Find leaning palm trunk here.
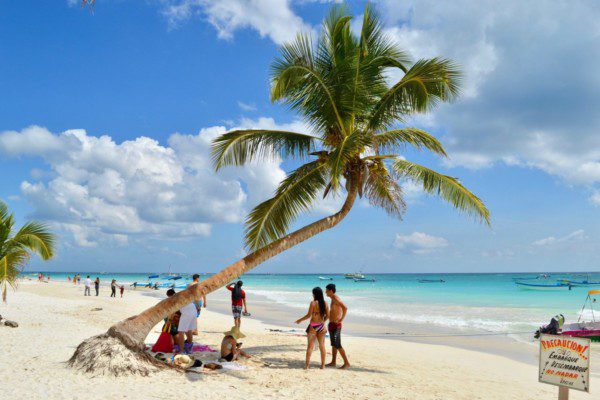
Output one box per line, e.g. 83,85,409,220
68,186,357,375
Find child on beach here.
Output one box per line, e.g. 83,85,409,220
295,287,329,369
325,283,350,369
226,281,247,328
120,285,124,298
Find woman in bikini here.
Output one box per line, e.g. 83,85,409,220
295,287,330,369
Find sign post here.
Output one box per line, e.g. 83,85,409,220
539,334,591,399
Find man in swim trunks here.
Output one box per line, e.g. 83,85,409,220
325,283,350,369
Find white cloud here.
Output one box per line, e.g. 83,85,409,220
0,119,342,247
160,0,312,44
532,229,586,247
393,232,449,255
238,101,257,112
378,0,600,197
590,191,600,206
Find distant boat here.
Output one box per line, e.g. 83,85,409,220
148,274,159,279
318,276,333,280
345,272,364,279
515,281,571,290
561,274,600,287
354,278,375,282
418,279,445,283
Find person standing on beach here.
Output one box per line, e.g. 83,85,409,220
188,274,206,335
84,276,92,296
110,279,117,298
325,283,350,369
119,285,124,298
94,277,100,296
295,287,329,370
226,281,247,328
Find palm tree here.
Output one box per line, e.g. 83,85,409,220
0,200,56,302
69,4,489,375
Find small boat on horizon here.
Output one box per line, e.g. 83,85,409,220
345,272,364,279
354,277,376,282
318,276,333,280
418,279,445,283
515,281,571,290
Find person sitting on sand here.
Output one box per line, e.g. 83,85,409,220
220,326,250,362
226,280,247,328
295,287,329,370
163,289,180,348
325,283,350,369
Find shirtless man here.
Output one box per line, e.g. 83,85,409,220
325,283,350,369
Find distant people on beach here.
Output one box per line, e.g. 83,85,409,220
120,285,124,298
220,326,250,362
226,281,247,328
84,276,92,296
68,276,71,283
295,287,329,370
110,279,117,297
76,274,81,285
94,277,100,296
325,284,350,369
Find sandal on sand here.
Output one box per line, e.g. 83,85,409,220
204,363,223,370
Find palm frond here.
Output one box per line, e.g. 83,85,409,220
326,130,369,189
373,128,447,156
9,222,56,259
364,163,406,218
393,159,490,224
369,58,462,130
211,129,319,171
271,33,348,137
0,200,10,224
245,161,328,251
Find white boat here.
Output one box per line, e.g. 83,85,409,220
318,276,333,280
345,272,364,279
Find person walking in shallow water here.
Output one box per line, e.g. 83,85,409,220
325,283,350,369
295,287,329,370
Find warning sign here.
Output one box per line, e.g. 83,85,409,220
539,334,591,392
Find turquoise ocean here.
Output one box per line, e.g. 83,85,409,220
30,271,600,337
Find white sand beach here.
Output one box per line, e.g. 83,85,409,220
0,281,595,400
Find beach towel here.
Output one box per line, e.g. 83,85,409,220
152,332,173,353
191,344,217,353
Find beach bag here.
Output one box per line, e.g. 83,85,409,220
152,331,173,353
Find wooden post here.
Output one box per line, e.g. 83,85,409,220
558,387,569,400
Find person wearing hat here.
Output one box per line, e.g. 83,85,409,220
220,326,251,362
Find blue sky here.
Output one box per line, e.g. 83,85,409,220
1,0,599,274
